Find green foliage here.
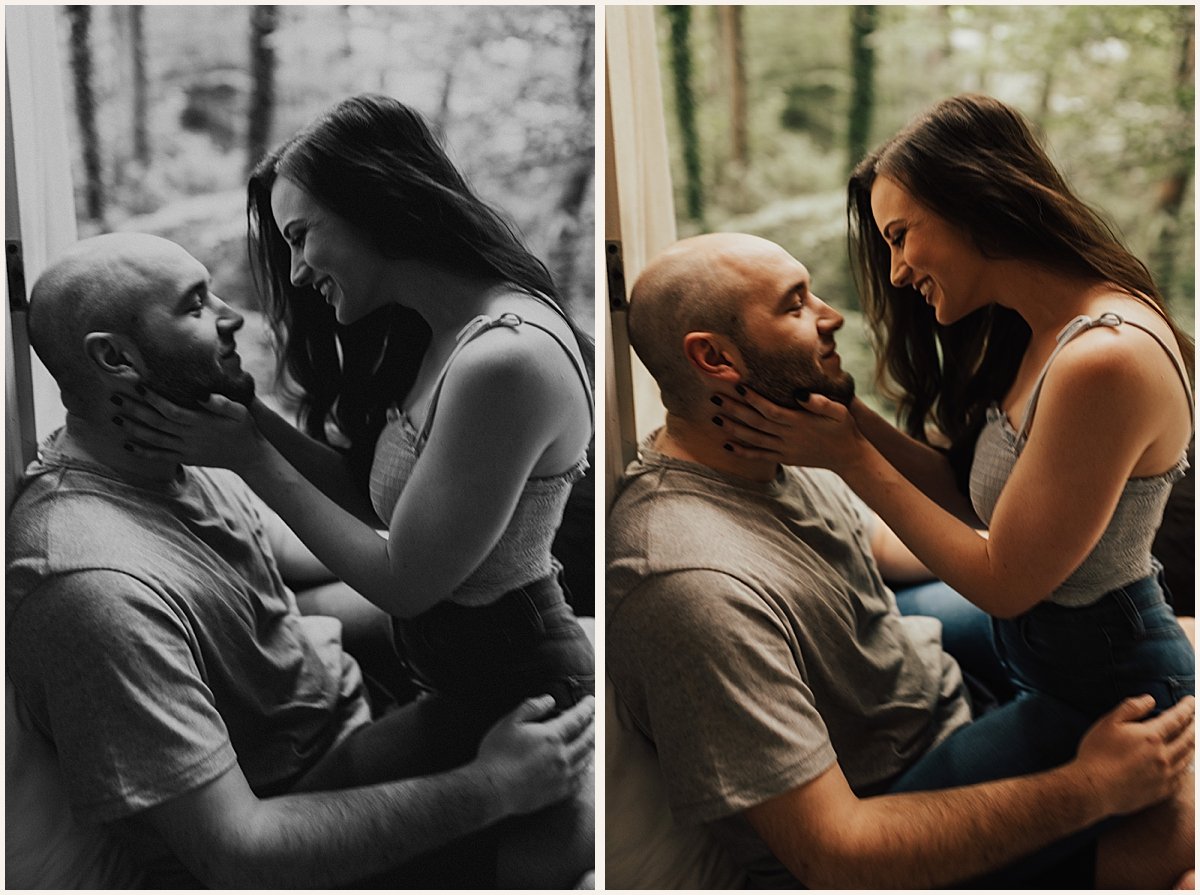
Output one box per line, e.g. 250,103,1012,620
664,6,704,222
656,3,1196,402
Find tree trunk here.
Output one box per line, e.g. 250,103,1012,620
131,5,149,166
547,8,595,312
1149,4,1194,299
665,6,703,223
245,5,279,176
66,6,104,223
847,5,877,173
717,6,748,168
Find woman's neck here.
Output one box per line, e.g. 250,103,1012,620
991,261,1115,338
383,259,507,336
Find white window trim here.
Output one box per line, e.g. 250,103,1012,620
5,6,77,507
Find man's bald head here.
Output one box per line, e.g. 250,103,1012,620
29,234,199,399
28,232,255,412
628,233,798,413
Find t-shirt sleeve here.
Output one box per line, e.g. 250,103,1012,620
7,569,238,824
609,568,837,826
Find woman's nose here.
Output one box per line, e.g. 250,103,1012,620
889,250,911,288
289,247,311,287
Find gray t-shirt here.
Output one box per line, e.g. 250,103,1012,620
606,435,971,885
6,433,371,879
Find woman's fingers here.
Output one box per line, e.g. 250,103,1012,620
713,411,780,451
796,392,846,421
721,439,782,461
200,394,246,419
114,411,183,451
122,435,183,461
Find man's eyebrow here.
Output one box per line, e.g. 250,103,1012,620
174,277,209,310
778,276,809,308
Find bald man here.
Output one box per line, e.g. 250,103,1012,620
7,233,595,888
606,233,1194,888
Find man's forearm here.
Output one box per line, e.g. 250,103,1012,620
806,764,1103,888
202,764,507,888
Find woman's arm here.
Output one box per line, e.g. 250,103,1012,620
849,398,980,524
249,399,382,526
228,334,573,617
716,339,1160,617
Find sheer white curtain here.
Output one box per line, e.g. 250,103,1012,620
5,5,77,504
603,5,676,505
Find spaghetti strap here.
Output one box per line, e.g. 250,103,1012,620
1015,312,1194,443
1120,318,1195,427
415,312,593,450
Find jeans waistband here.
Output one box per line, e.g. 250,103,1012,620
1023,564,1170,628
397,574,568,637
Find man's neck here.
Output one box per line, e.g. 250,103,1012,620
57,413,181,485
656,413,780,483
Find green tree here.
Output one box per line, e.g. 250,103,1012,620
847,5,877,172
665,6,704,222
1149,4,1195,303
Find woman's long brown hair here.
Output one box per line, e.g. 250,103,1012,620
848,94,1194,488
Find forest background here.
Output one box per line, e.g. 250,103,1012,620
655,4,1195,408
56,5,595,409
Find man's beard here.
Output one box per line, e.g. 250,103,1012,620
138,343,256,408
736,339,855,407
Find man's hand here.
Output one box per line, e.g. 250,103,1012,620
1074,694,1194,817
475,694,595,817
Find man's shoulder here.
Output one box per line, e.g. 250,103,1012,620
7,462,252,612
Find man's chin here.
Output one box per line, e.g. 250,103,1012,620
755,374,855,409
148,374,255,409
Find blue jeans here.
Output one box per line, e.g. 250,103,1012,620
887,691,1101,888
993,565,1195,720
891,582,1103,886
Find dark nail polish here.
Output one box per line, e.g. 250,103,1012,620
723,442,733,452
110,395,123,406
735,384,746,396
710,395,723,406
112,415,123,427
712,416,723,427
135,384,146,396
793,388,810,404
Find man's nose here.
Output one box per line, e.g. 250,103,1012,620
813,295,844,331
212,295,244,332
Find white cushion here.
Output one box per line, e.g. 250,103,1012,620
605,675,747,889
5,676,144,887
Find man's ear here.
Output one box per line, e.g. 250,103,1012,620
682,331,744,385
83,332,144,387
